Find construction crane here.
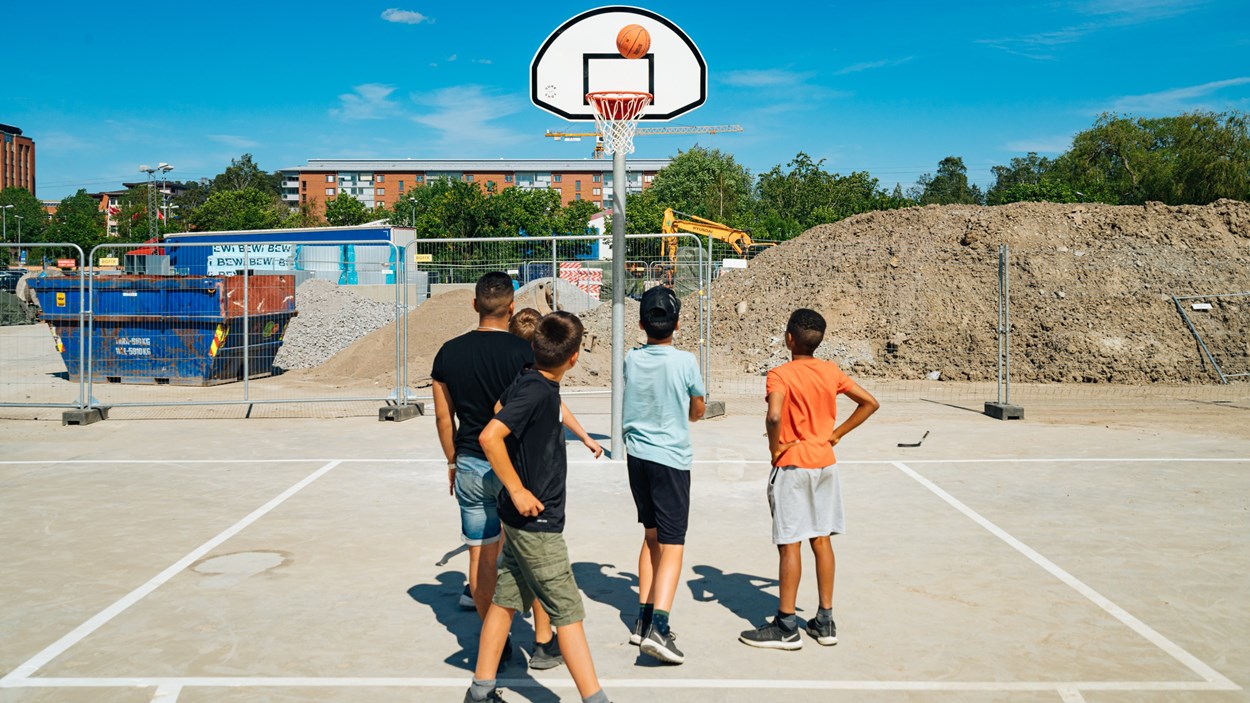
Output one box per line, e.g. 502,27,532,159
545,125,743,159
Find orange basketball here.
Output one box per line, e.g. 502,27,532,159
617,24,651,60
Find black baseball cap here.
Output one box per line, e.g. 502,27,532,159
640,285,680,323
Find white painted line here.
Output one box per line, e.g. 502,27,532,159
151,683,181,702
1058,687,1086,702
0,676,1238,691
0,460,343,685
893,461,1240,691
2,457,1248,466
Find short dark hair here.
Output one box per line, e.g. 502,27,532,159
533,311,584,369
787,308,826,355
508,307,542,341
475,272,514,316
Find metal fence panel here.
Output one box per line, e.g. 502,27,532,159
0,244,87,409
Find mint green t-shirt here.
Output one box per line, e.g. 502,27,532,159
623,345,706,470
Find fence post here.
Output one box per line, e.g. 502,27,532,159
380,240,422,421
551,236,559,311
985,243,1023,420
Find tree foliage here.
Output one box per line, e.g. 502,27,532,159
0,186,48,265
756,153,911,240
211,154,281,195
912,156,984,205
324,193,371,226
45,190,106,259
646,145,754,227
189,188,285,232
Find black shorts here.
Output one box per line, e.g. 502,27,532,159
627,455,691,545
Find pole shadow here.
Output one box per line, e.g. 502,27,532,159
686,564,784,626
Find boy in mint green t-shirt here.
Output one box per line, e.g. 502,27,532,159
622,285,706,665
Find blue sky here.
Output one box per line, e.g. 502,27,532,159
7,0,1249,201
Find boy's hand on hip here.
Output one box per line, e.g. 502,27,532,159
583,438,604,459
511,489,545,517
447,467,456,496
770,440,799,464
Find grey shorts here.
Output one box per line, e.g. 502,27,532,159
492,524,586,627
768,464,844,545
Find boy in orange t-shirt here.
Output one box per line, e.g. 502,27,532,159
739,308,879,651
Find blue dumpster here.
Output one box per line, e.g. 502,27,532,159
30,275,297,386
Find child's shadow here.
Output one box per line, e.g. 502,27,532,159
687,564,786,626
407,572,558,703
571,562,638,630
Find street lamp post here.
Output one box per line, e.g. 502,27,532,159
157,163,174,233
14,214,23,265
1,204,12,259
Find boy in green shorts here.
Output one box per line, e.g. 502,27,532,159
466,312,611,703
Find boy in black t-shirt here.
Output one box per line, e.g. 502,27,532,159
466,312,612,703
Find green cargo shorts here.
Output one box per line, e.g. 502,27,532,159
492,524,586,627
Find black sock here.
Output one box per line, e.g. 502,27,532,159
639,603,654,625
776,611,797,631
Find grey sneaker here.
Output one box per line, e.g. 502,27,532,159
458,584,476,610
738,618,802,650
528,634,565,670
463,688,507,702
639,626,685,664
629,618,646,646
805,617,838,646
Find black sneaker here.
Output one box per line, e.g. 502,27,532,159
805,617,838,646
639,626,685,664
498,636,513,672
463,688,507,702
629,618,646,646
738,618,802,650
458,584,476,610
528,634,565,670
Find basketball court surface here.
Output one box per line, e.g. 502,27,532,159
2,396,1247,702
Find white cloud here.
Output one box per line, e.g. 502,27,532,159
721,69,812,88
447,54,458,62
979,0,1201,60
1108,77,1250,113
474,59,493,65
381,8,430,25
410,85,525,149
330,84,400,120
208,134,260,149
1004,135,1073,153
834,57,914,75
1077,0,1197,22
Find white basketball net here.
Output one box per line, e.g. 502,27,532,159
586,91,652,155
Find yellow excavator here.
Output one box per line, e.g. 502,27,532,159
660,208,775,263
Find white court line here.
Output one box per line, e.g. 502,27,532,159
0,460,343,685
151,683,181,702
2,457,1249,466
893,461,1239,691
1,676,1238,691
1059,687,1087,702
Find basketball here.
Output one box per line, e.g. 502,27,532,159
617,24,651,60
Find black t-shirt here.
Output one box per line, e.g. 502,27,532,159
495,369,567,533
431,330,534,459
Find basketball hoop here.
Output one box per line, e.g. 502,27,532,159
586,91,652,155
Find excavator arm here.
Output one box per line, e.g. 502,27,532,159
661,208,754,259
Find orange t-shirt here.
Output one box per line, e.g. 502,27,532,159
766,358,853,468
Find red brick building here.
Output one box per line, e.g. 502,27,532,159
279,158,669,219
1,123,36,195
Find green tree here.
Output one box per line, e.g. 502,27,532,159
189,188,285,232
482,186,563,237
0,186,49,265
912,156,984,205
324,194,371,226
756,153,910,239
45,190,106,260
211,154,281,194
169,179,211,231
646,145,754,226
395,177,489,239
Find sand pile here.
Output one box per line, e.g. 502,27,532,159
710,200,1250,383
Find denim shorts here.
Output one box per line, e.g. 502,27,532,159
454,454,503,546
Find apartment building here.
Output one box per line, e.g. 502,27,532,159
1,123,36,195
279,158,670,218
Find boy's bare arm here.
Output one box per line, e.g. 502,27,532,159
765,390,797,464
432,381,457,496
689,395,706,423
829,380,880,445
560,401,603,458
479,418,544,516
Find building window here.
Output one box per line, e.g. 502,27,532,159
575,193,581,200
377,174,385,183
592,188,601,196
487,181,496,190
399,181,405,192
325,175,334,183
377,188,385,196
553,174,562,183
463,174,474,182
505,174,514,183
575,181,581,191
326,188,335,196
416,174,425,183
593,174,602,182
644,174,654,182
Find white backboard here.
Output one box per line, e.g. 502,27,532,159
531,6,706,122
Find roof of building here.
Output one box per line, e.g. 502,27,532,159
281,158,671,173
0,123,23,136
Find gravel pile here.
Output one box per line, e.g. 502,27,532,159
273,280,400,371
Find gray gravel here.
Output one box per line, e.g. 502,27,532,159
273,280,401,371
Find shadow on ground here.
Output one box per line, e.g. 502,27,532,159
687,564,784,626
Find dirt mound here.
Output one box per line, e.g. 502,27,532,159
710,200,1250,384
563,296,702,386
294,289,477,387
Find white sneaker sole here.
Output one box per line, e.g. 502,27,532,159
811,635,838,646
640,639,685,664
738,635,802,650
629,634,642,646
